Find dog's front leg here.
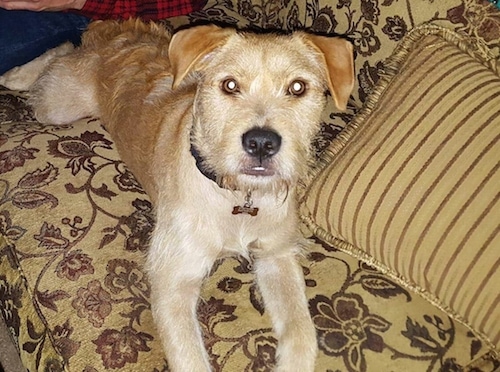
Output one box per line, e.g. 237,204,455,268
254,252,317,372
148,230,216,372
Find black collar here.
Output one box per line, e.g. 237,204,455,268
190,144,220,185
190,144,258,216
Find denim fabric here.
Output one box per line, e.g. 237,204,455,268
0,9,90,74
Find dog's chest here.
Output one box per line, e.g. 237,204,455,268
220,214,268,256
191,187,293,257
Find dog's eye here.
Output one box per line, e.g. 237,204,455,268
221,78,240,94
288,80,307,96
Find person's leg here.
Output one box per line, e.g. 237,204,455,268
0,9,90,74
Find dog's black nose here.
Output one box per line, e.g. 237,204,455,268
242,128,282,159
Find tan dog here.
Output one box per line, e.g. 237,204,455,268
5,19,354,371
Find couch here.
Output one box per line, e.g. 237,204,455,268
0,0,499,371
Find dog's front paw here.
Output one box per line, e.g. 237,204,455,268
275,322,318,372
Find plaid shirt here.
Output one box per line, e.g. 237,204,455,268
78,0,206,20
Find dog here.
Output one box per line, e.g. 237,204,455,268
1,19,354,371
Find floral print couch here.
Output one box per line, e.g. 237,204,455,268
0,0,499,371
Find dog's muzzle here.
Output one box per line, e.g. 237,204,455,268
242,127,281,176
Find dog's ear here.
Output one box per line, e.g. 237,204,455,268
303,34,354,111
169,25,235,89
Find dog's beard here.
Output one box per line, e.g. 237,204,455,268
191,130,310,197
191,143,293,195
209,148,311,198
218,173,293,195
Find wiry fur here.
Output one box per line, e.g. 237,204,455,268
1,19,354,371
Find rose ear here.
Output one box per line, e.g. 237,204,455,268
168,24,236,89
303,34,355,110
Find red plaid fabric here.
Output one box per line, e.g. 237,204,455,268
78,0,206,21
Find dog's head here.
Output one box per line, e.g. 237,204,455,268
169,25,354,193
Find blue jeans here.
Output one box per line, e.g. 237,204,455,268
489,0,500,9
0,9,90,75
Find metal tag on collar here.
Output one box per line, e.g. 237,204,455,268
232,190,259,216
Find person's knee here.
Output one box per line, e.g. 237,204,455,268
0,9,89,74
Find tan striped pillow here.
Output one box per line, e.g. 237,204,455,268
300,24,500,350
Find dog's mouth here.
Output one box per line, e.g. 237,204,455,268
241,158,276,177
244,166,275,176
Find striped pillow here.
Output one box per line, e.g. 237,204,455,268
300,24,500,350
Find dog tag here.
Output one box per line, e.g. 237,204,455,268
232,205,259,216
233,191,259,216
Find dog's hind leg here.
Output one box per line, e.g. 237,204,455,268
0,43,74,91
28,49,100,125
254,252,318,372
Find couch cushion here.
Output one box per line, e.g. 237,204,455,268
300,23,500,352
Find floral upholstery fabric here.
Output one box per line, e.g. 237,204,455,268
0,0,499,371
